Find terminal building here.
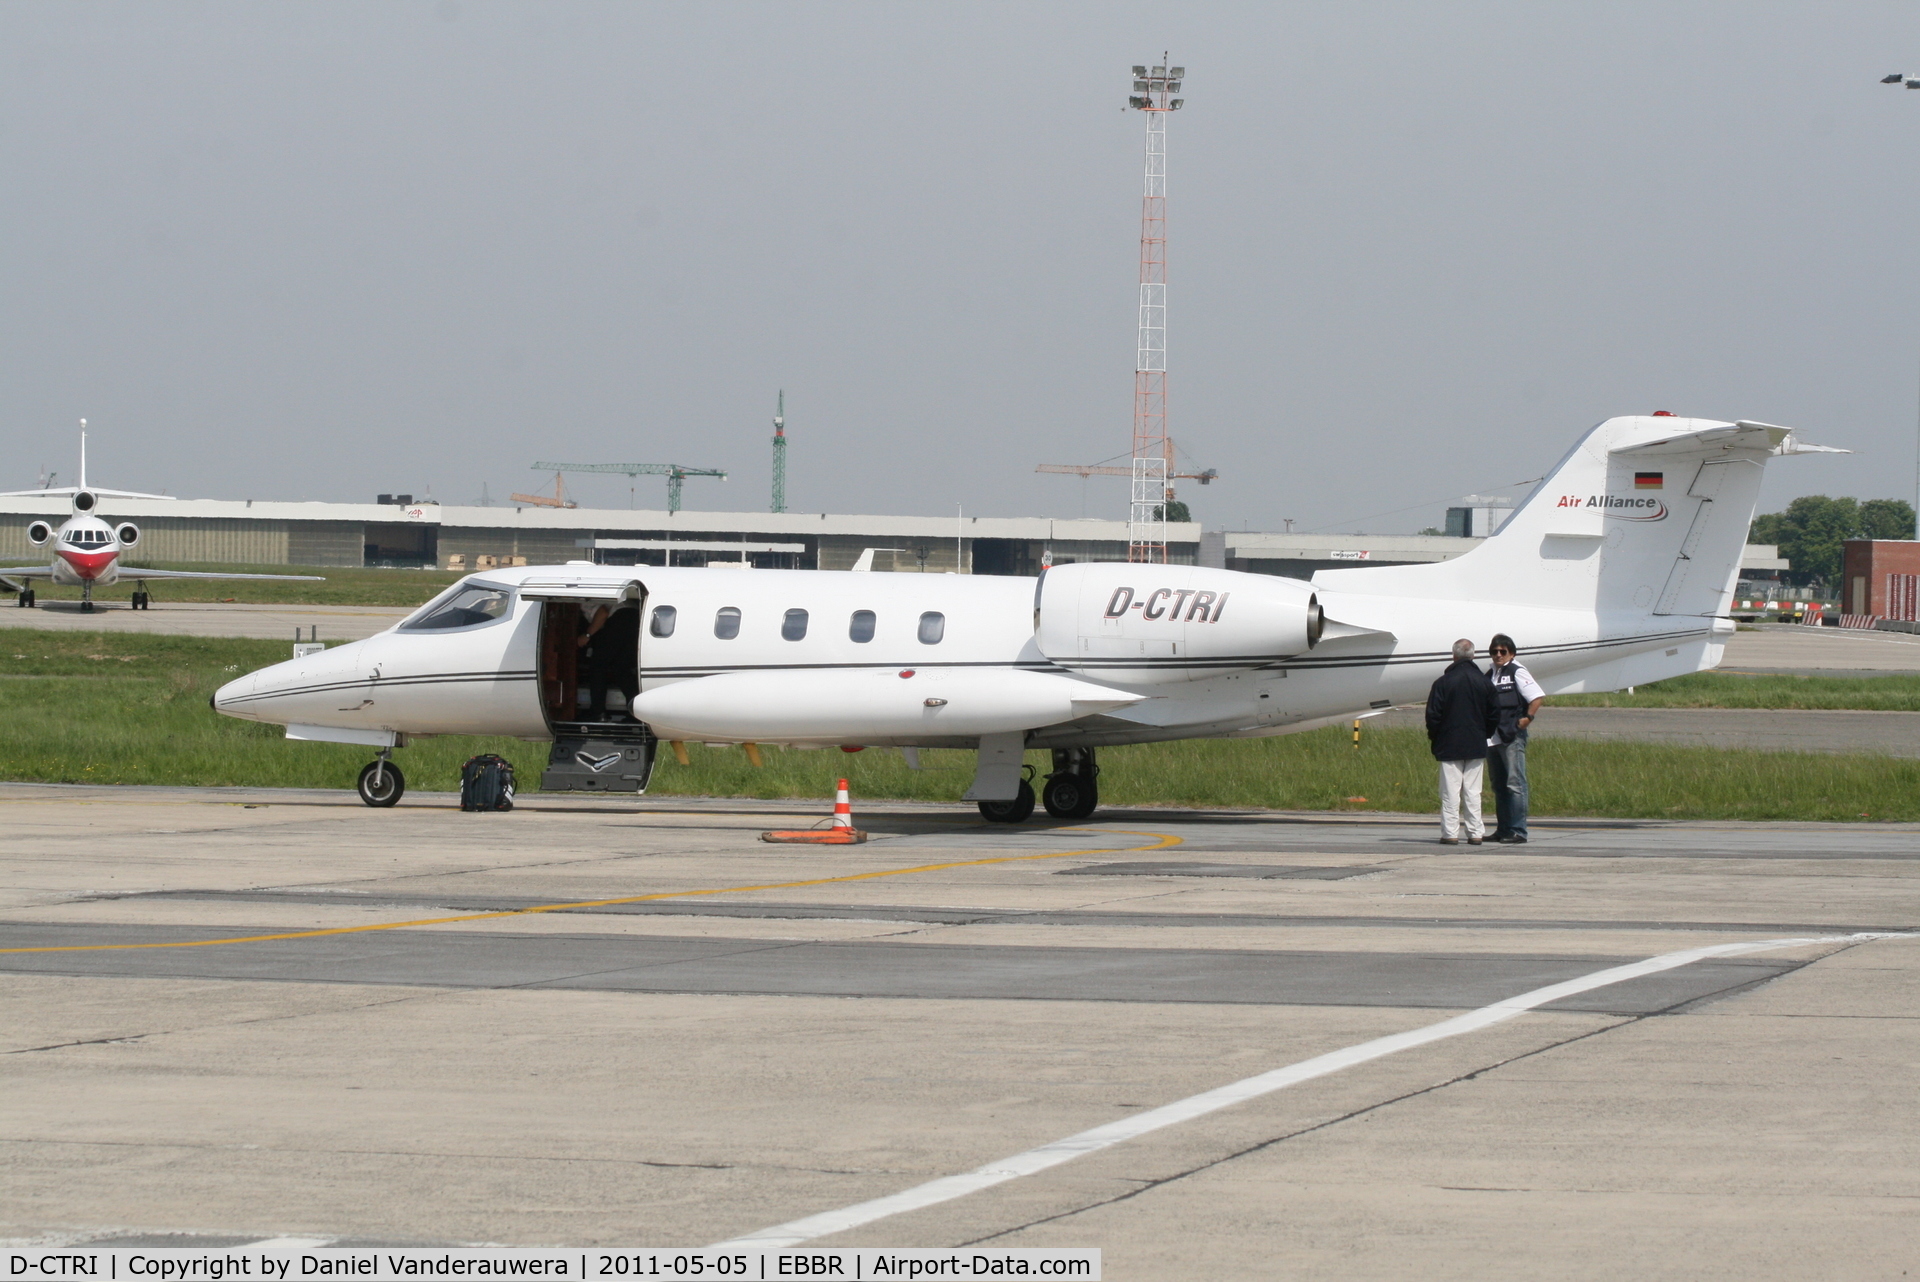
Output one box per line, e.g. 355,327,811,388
0,494,1206,575
0,492,1797,592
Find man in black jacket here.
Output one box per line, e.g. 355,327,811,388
1425,638,1499,845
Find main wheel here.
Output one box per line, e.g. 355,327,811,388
131,591,149,610
977,779,1035,824
1043,772,1099,820
356,760,405,807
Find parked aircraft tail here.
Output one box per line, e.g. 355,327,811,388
1314,415,1845,619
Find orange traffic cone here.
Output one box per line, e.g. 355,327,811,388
762,777,869,844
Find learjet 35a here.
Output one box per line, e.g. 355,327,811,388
215,415,1838,816
2,427,322,609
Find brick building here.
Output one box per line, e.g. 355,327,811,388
1841,540,1920,620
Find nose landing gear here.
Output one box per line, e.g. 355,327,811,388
356,749,405,807
80,581,95,613
1042,747,1100,820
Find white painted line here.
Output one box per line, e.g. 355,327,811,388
714,932,1911,1249
240,1238,335,1250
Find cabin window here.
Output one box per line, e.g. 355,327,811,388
782,608,810,641
401,584,515,631
918,611,945,644
849,609,876,643
714,606,741,640
649,605,677,638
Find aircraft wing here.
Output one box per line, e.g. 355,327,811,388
0,565,58,578
119,568,325,581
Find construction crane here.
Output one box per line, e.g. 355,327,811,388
1036,453,1217,518
1036,462,1218,486
509,473,578,509
771,390,787,514
527,461,727,514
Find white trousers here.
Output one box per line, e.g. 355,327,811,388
1438,758,1485,840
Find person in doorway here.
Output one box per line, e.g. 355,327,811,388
1425,638,1499,845
577,603,613,719
1486,633,1545,844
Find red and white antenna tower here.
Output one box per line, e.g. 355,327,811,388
1126,57,1185,563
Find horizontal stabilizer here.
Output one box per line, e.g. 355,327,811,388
0,487,174,500
1610,420,1848,458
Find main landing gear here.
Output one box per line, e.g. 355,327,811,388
130,582,151,610
356,749,405,807
14,588,34,608
977,748,1101,824
977,778,1036,824
1042,747,1100,820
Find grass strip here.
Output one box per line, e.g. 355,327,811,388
1550,669,1920,711
1,630,1914,821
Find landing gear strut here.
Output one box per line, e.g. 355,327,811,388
356,749,405,807
80,580,94,613
1042,747,1100,820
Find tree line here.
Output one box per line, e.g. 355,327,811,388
1747,496,1915,590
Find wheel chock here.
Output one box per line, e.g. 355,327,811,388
761,777,868,843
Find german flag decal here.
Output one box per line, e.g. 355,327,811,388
1634,472,1663,490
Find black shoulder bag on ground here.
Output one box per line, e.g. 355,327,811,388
460,754,516,812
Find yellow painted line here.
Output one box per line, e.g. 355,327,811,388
0,829,1182,955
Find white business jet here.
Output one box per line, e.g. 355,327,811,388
1,425,323,610
214,414,1838,815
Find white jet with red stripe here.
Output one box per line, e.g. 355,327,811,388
1,425,322,611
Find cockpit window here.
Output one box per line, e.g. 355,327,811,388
400,582,515,631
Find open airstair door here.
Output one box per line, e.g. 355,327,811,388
1652,458,1765,617
521,574,656,793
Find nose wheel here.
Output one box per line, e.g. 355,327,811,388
357,753,405,807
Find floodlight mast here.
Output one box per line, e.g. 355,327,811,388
1881,71,1920,538
1127,57,1187,563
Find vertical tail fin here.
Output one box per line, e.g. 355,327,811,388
1315,415,1842,619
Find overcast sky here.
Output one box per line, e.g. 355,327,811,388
5,2,1920,534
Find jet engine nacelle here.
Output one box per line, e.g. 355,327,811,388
1035,562,1322,683
26,520,53,546
115,522,139,546
72,490,98,514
